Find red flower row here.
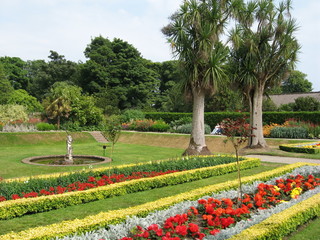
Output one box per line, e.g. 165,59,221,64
0,170,180,202
112,174,320,240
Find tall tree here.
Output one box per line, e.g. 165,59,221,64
162,0,238,155
0,63,14,104
80,37,160,112
42,82,81,129
281,70,312,93
229,0,300,148
0,57,29,90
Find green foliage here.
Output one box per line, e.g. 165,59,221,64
0,157,259,220
293,97,320,111
281,70,313,93
121,109,145,123
176,123,211,134
149,120,170,132
103,115,122,154
263,98,278,112
8,89,43,112
0,104,28,124
0,56,29,90
169,117,192,130
270,127,309,139
80,37,160,110
35,123,56,131
0,64,14,104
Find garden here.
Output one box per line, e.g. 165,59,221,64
0,130,319,240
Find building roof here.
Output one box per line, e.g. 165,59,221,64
269,92,320,107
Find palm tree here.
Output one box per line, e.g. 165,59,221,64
162,0,240,155
228,0,300,148
44,96,71,130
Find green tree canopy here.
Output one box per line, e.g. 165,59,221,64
0,63,14,104
229,0,300,148
0,57,29,90
8,89,43,113
80,36,160,111
281,70,313,93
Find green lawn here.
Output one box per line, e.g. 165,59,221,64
0,132,183,179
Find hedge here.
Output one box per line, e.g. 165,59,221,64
144,111,320,128
229,192,320,240
0,162,315,240
279,142,320,154
0,158,260,220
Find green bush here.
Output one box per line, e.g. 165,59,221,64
270,126,309,139
175,123,211,134
150,120,170,132
169,117,192,130
121,109,145,123
35,122,56,131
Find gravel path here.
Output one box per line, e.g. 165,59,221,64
246,155,320,164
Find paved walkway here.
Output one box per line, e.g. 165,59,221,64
246,155,320,164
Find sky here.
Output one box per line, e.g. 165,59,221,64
0,0,319,91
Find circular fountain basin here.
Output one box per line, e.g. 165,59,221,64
22,155,111,166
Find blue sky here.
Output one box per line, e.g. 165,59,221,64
0,0,319,91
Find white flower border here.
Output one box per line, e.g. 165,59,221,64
58,165,320,240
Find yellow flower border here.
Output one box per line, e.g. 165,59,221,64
279,142,320,154
1,162,318,240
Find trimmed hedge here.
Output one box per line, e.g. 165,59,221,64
279,142,320,154
229,192,320,240
144,112,320,128
0,162,315,240
0,158,260,220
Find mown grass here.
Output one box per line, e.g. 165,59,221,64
0,132,183,179
0,162,283,235
286,217,320,240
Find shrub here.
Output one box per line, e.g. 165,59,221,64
176,123,211,134
35,122,56,131
149,120,170,132
270,126,308,139
169,117,192,130
121,110,145,123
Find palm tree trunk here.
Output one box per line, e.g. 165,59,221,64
183,90,211,156
248,85,268,148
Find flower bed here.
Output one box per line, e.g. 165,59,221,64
114,173,320,239
0,155,247,200
0,158,260,220
0,170,180,202
279,141,320,154
0,162,315,240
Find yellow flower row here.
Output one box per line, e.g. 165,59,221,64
1,162,317,240
229,191,320,239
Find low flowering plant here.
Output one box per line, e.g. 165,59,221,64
112,173,320,240
0,170,179,202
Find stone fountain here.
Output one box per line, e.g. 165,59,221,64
22,134,111,166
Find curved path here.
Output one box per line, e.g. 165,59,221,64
246,154,320,164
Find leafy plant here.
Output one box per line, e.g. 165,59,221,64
176,123,211,134
221,115,254,199
35,122,56,131
121,109,145,123
103,115,122,156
